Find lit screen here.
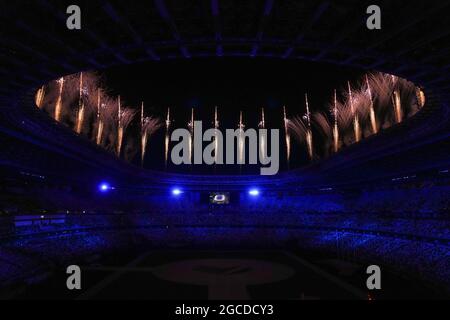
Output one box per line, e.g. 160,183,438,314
209,192,230,205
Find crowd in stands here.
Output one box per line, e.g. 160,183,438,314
0,174,448,293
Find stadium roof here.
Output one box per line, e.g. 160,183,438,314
0,0,449,188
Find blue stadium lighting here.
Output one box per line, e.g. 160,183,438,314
172,188,182,196
248,188,260,196
98,182,111,192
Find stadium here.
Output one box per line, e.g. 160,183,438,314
0,1,449,300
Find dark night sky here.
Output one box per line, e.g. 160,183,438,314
101,57,364,173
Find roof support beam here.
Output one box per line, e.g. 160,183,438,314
38,0,130,64
101,1,159,61
250,0,274,57
211,0,223,56
344,3,450,65
283,1,330,59
154,0,190,58
314,9,365,60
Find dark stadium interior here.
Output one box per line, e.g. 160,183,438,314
0,0,449,300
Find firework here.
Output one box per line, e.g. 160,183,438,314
259,107,266,162
416,87,426,108
75,72,85,134
140,103,162,165
304,95,313,159
188,107,195,164
368,73,392,111
116,96,136,157
38,69,423,168
140,102,145,164
95,89,104,145
347,82,361,143
238,110,245,165
54,77,64,121
98,94,118,150
117,96,122,155
393,90,402,123
283,106,291,165
83,73,99,105
259,107,265,129
165,107,171,169
214,106,219,129
365,75,378,134
288,115,309,159
140,102,144,127
391,75,403,123
35,85,45,109
333,89,339,153
214,106,219,164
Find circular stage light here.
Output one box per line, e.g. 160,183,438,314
172,188,182,196
98,182,111,192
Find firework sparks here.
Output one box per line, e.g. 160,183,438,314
366,75,378,134
214,106,219,164
54,77,64,121
304,95,313,159
116,96,137,157
367,72,393,121
140,103,162,166
117,96,122,156
288,115,310,161
391,75,403,124
75,72,85,134
259,107,266,162
348,82,361,143
214,106,219,129
188,107,195,164
393,90,402,123
95,89,104,145
98,95,117,150
259,107,265,129
141,102,145,164
165,107,171,169
312,112,332,158
416,87,426,108
35,85,45,109
283,106,291,165
238,110,245,165
38,69,423,169
333,89,339,153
